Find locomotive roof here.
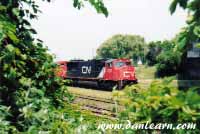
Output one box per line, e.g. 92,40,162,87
57,58,131,63
69,58,129,63
105,59,131,63
105,59,114,63
69,59,108,62
56,61,67,64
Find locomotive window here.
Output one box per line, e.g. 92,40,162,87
115,62,126,67
126,62,131,65
107,63,112,68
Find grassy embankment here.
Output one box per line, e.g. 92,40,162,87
135,65,180,88
135,65,156,80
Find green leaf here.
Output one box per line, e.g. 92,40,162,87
6,44,15,52
15,48,21,56
89,0,108,17
12,8,20,16
195,43,200,48
7,31,19,43
73,0,108,17
177,37,187,50
0,6,7,11
22,19,31,26
73,0,83,9
193,26,200,37
179,0,188,8
27,126,38,134
169,0,178,14
29,29,37,34
0,31,5,42
8,67,17,80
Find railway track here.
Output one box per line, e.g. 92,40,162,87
72,93,124,119
73,93,114,104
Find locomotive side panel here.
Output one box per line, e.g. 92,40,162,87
78,61,95,78
67,62,79,77
94,60,106,77
67,60,105,79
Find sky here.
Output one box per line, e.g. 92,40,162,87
32,0,187,61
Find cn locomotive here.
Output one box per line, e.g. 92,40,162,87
56,59,137,89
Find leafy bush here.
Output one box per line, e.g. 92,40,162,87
145,41,162,66
146,40,175,66
145,40,181,77
0,104,17,133
116,80,200,133
0,0,111,133
156,50,181,77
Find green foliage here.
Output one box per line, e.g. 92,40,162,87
170,0,200,51
117,80,200,133
96,34,147,65
0,104,17,133
145,40,181,77
145,41,162,66
73,0,108,17
155,40,181,77
0,0,109,133
156,50,181,77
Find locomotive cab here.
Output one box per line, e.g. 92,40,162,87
104,59,136,82
114,60,136,80
102,59,137,89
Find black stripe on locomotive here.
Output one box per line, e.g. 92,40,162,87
67,59,107,78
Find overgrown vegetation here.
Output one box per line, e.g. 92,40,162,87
170,0,200,51
115,80,200,133
115,1,200,133
156,50,181,77
145,41,163,66
0,0,109,133
145,40,182,77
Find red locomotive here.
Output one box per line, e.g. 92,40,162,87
56,59,137,89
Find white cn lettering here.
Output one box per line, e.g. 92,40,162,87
82,66,92,74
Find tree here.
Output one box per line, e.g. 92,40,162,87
96,34,147,64
146,40,176,66
73,0,108,17
170,0,200,51
145,40,181,77
170,0,200,80
0,0,108,132
156,50,181,77
146,41,162,66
